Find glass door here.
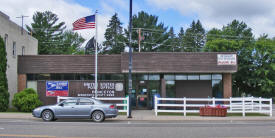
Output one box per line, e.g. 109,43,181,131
136,80,148,109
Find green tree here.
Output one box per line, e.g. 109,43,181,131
102,13,126,54
250,37,275,97
26,11,66,54
177,27,185,51
204,20,259,97
60,30,85,55
0,36,9,111
125,11,169,52
184,20,205,52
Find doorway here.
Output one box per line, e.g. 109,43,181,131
136,80,160,109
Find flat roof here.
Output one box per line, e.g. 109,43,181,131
18,52,237,74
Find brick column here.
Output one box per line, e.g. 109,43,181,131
223,73,232,98
161,78,166,98
18,74,27,92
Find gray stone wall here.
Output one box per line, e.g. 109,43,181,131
0,11,38,107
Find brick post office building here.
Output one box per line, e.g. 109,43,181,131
18,52,237,109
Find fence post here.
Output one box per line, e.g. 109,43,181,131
127,96,130,117
251,96,254,112
259,97,262,113
242,97,245,117
229,97,232,111
270,98,273,117
212,97,215,107
57,96,60,103
183,97,186,117
155,96,158,116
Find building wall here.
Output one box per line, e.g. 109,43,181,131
0,11,38,106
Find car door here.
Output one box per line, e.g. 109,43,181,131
55,99,78,118
74,98,94,118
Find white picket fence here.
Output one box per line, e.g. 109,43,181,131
57,96,130,116
154,96,273,117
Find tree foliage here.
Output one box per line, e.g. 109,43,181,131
183,20,205,52
101,13,126,54
27,11,85,54
204,20,275,97
125,11,169,52
0,36,9,111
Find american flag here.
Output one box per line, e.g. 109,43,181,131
73,15,95,30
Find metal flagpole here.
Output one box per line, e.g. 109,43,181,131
95,10,98,98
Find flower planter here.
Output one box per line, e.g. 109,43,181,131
200,106,227,117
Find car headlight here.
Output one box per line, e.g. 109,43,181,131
34,108,41,111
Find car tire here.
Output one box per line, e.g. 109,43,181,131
92,111,105,122
42,110,54,121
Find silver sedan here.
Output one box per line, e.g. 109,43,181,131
32,97,118,122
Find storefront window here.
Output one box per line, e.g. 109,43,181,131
166,81,175,98
164,75,174,81
149,74,160,80
51,74,62,80
212,79,223,98
200,74,211,80
63,74,75,80
175,75,187,80
212,74,222,80
36,74,50,80
187,75,199,80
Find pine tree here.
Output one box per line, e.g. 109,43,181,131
0,36,9,111
178,27,185,51
184,20,205,52
26,11,66,54
102,13,125,54
125,11,169,52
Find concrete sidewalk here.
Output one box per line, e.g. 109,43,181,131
0,110,274,121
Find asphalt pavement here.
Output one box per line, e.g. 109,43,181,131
0,118,275,138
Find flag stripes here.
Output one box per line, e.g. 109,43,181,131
73,15,95,30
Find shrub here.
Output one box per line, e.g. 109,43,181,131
12,88,42,112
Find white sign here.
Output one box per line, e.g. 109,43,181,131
217,54,237,65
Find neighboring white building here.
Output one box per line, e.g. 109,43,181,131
0,11,38,106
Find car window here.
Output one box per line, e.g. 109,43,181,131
63,99,77,106
79,99,94,105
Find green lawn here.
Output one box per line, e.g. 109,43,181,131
158,112,269,116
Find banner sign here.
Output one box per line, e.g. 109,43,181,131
217,54,237,65
69,81,124,97
46,81,69,97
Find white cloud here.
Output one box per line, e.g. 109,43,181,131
147,0,275,38
0,0,111,45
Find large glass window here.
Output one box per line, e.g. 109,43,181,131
212,79,223,98
149,74,160,80
175,75,187,80
12,41,16,57
200,74,211,80
187,75,199,80
164,75,174,81
166,81,175,98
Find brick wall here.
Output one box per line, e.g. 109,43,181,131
223,73,232,98
18,74,26,92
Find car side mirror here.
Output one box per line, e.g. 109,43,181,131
59,103,64,106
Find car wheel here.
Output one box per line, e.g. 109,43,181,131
92,111,105,122
42,110,54,121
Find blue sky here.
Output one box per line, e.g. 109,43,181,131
1,0,275,44
72,0,195,33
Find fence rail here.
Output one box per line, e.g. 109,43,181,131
154,96,272,117
57,96,129,116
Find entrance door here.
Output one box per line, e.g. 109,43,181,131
136,81,148,109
